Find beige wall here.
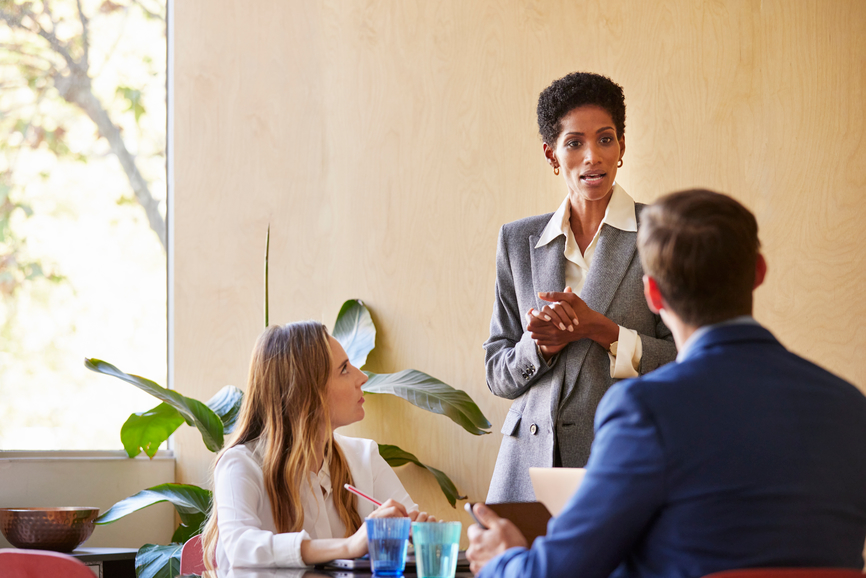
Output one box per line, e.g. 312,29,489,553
173,0,866,533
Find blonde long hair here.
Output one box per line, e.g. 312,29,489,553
202,322,362,569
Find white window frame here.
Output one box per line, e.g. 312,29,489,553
0,0,176,462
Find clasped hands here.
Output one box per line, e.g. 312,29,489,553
527,287,615,359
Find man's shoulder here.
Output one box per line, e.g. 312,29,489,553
600,353,738,419
613,336,864,412
619,358,692,395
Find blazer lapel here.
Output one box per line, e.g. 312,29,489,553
557,222,637,408
529,234,566,311
528,220,638,419
528,233,586,429
580,224,637,315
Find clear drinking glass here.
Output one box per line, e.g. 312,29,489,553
366,517,411,576
411,521,462,578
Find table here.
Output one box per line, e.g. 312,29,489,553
196,568,473,578
70,547,137,578
187,550,474,578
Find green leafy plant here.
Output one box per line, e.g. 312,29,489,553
87,228,490,577
87,300,490,577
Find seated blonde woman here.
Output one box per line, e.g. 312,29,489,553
201,321,433,569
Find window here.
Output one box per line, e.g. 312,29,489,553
0,0,167,450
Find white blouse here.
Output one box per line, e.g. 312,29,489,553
534,184,643,378
214,433,417,569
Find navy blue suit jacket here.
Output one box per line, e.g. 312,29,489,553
480,323,866,578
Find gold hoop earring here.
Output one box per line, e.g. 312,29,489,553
617,159,623,168
553,166,560,176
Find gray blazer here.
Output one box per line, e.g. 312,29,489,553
485,204,677,503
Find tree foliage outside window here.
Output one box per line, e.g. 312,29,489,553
0,0,167,450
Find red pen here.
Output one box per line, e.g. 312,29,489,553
344,483,382,507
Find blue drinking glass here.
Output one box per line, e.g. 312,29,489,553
365,517,411,576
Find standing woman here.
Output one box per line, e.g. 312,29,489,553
202,321,432,569
485,72,677,503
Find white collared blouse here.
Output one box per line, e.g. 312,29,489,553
214,433,416,569
533,184,643,378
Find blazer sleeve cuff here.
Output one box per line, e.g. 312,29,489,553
513,330,545,382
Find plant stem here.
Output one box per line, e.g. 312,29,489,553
264,225,269,328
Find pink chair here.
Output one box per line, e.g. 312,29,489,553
180,534,208,576
703,568,864,578
0,548,95,578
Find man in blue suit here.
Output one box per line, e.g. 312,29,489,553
468,189,866,578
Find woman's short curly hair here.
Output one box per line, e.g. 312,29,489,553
537,72,626,145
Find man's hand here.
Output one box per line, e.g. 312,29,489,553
466,504,528,574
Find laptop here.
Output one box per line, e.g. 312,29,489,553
323,554,377,571
528,467,586,516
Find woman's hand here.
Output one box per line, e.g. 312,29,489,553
341,501,436,561
525,286,583,359
526,307,571,359
367,498,411,519
409,510,437,523
340,499,419,560
303,519,378,565
344,521,371,559
527,287,619,357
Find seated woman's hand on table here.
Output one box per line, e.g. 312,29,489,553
341,499,436,559
466,504,528,574
527,286,618,359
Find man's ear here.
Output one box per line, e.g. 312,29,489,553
754,253,767,289
643,275,665,314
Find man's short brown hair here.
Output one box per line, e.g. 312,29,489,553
637,189,761,327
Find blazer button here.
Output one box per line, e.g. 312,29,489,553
530,424,538,435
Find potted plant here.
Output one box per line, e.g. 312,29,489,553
87,230,490,577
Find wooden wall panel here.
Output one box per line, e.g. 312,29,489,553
174,0,866,537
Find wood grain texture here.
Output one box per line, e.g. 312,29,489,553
174,0,866,542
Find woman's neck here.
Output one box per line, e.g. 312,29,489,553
568,191,612,254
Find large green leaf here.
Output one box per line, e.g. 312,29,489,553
333,299,376,368
85,358,225,452
120,402,185,458
171,513,206,544
378,444,466,508
135,543,182,578
96,483,211,525
206,385,244,435
363,370,492,435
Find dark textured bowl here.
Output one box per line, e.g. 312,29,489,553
0,507,99,552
